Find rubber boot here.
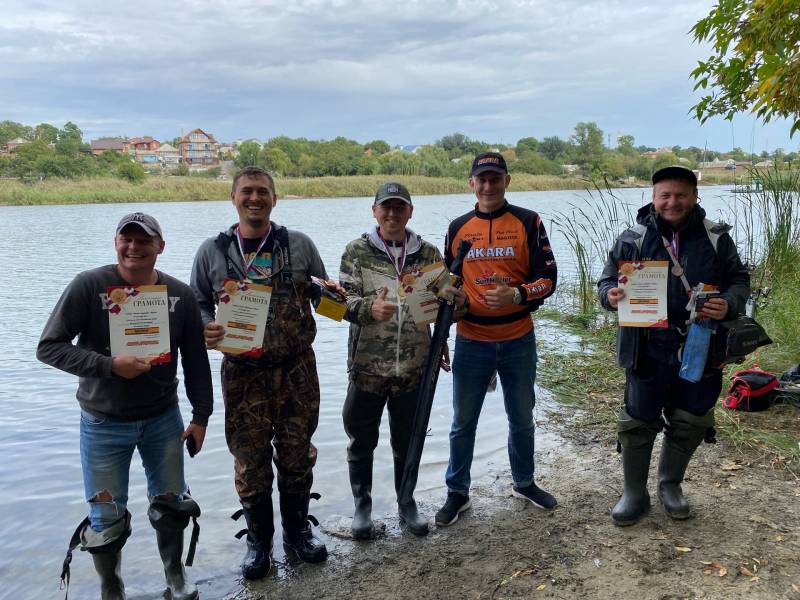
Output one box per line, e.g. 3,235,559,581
153,529,198,600
658,408,713,519
349,460,374,539
240,494,274,580
91,551,126,600
394,457,429,536
611,411,659,526
280,492,328,563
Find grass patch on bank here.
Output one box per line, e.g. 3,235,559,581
537,305,800,470
0,173,593,205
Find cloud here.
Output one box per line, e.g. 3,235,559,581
0,0,794,151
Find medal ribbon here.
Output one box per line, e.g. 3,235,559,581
378,230,407,282
662,234,692,295
235,226,271,277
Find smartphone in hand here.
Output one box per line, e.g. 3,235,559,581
186,435,197,458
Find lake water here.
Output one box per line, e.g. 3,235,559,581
0,185,739,599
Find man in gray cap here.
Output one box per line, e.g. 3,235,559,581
339,182,459,538
38,212,213,600
598,166,749,526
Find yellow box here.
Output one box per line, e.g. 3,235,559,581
315,296,347,321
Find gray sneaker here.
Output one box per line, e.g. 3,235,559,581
435,492,471,526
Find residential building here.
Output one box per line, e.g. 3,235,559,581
179,129,219,166
128,136,160,153
1,137,31,154
155,143,181,167
91,138,127,156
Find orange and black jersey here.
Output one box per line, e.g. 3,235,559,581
445,200,557,341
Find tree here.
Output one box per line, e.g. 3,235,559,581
516,137,540,155
365,139,391,155
235,141,264,169
616,134,637,156
0,120,32,143
691,0,800,135
571,122,605,171
261,147,292,175
539,136,570,161
34,123,59,144
55,122,83,156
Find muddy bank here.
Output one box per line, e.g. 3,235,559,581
214,403,800,600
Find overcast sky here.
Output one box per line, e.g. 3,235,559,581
1,0,794,153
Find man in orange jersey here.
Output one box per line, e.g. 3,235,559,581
435,152,558,526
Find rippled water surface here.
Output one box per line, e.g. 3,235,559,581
0,186,738,598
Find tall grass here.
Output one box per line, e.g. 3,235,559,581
0,173,591,205
730,167,800,279
551,180,635,319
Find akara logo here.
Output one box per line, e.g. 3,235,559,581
466,246,515,259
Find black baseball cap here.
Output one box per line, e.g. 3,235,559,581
374,182,412,205
471,152,508,176
115,212,163,237
652,165,698,187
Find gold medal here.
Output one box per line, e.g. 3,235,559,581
672,265,684,277
397,285,406,298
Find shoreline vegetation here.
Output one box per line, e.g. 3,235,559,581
0,171,738,206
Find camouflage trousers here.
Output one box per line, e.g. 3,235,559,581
221,348,320,499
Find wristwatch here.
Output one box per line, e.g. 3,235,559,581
513,287,523,304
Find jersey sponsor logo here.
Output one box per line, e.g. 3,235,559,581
474,270,512,286
466,246,515,259
523,278,552,300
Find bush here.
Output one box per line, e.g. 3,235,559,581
116,161,146,183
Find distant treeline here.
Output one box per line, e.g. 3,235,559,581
1,119,795,184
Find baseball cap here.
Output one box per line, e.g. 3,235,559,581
652,165,698,187
115,212,163,237
374,182,412,205
471,152,508,176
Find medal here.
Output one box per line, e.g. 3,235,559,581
672,265,684,277
397,285,407,298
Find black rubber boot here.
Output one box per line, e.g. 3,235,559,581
349,460,374,539
154,529,198,600
658,408,713,520
393,457,429,536
611,412,659,526
280,492,328,563
239,494,274,580
91,551,126,600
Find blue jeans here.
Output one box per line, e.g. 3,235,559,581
80,405,187,531
445,330,537,494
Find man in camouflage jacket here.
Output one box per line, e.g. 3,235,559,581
339,182,455,538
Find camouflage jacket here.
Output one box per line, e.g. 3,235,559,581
339,227,443,393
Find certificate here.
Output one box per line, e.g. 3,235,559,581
216,279,272,357
107,284,171,364
402,262,448,325
617,261,669,328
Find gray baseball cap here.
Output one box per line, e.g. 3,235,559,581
115,212,163,237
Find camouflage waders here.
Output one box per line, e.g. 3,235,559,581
222,348,320,499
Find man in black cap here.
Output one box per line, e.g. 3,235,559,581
38,212,213,599
339,182,452,538
435,152,558,527
598,166,749,526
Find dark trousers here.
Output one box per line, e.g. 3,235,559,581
625,355,723,423
342,378,418,491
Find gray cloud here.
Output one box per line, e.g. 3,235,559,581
0,0,794,151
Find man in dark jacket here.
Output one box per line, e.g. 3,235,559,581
597,166,750,526
37,213,212,600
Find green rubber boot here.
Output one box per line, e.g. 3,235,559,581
658,408,713,519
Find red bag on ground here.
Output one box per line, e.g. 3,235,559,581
722,368,780,412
